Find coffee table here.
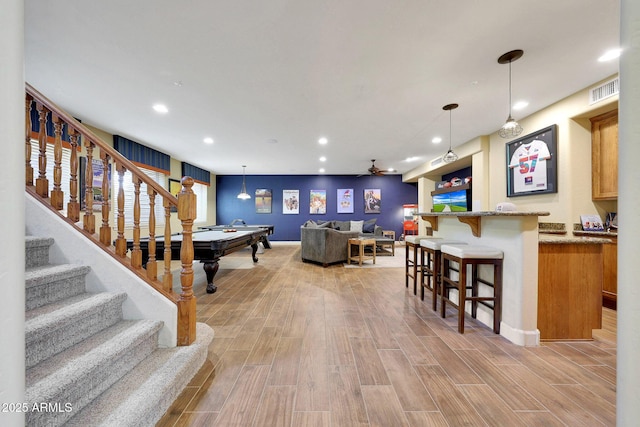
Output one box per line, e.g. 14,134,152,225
347,238,377,266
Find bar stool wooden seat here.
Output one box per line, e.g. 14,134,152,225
440,244,503,334
404,235,432,295
420,238,467,311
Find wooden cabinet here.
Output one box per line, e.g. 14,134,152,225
538,242,603,340
602,236,617,309
590,110,618,200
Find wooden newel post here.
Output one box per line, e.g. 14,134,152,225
25,96,33,186
177,176,197,345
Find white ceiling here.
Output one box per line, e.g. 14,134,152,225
25,0,620,176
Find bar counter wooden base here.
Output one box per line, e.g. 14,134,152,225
538,241,604,340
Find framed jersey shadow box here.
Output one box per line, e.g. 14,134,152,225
506,124,557,197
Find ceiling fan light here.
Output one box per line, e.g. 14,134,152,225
498,115,523,138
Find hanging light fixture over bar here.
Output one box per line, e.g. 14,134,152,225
498,49,524,139
442,103,459,163
237,165,251,199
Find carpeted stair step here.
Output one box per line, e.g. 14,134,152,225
25,292,128,368
25,235,54,268
25,319,164,427
66,322,215,427
25,263,91,310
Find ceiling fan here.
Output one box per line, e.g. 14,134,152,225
359,159,390,177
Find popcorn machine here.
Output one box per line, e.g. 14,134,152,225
402,204,419,238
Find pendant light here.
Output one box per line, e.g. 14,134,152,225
498,49,524,138
237,165,251,200
442,103,459,163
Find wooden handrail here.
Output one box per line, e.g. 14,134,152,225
24,83,197,346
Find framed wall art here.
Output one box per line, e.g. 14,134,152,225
255,188,272,213
168,178,181,212
364,188,381,213
337,188,354,213
283,189,299,214
506,124,558,197
310,189,326,214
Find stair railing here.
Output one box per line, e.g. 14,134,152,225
25,83,197,346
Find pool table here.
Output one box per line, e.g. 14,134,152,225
129,228,269,294
199,222,274,248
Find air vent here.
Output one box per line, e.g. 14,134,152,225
431,157,443,167
589,77,619,105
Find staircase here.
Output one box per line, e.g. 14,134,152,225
25,235,214,426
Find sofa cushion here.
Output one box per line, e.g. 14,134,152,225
363,218,377,233
350,220,364,233
334,220,350,231
317,221,333,228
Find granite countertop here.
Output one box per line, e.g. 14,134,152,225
538,222,567,235
417,211,550,217
573,230,618,238
539,234,613,244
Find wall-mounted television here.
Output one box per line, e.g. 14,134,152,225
432,188,471,212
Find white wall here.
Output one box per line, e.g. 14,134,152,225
0,1,25,426
618,0,640,423
25,194,178,347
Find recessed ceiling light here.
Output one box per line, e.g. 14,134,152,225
405,156,419,162
513,101,529,110
432,137,442,144
598,48,622,62
319,156,327,162
318,137,328,145
203,137,214,144
319,168,325,173
152,104,168,114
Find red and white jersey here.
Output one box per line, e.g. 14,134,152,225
509,139,551,194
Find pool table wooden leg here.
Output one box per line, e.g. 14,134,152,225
251,243,259,262
203,261,219,293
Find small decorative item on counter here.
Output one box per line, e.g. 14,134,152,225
496,202,517,212
580,214,605,231
605,212,617,231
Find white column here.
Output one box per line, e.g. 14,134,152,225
0,1,26,427
618,0,640,424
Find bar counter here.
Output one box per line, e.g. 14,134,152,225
418,211,549,346
538,234,611,340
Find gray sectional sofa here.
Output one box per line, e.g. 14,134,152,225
300,219,383,266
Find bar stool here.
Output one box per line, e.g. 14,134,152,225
404,235,432,295
420,239,467,311
440,244,503,334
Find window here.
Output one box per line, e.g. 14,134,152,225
114,167,167,228
191,181,208,223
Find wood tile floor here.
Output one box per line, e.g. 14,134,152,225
157,243,616,426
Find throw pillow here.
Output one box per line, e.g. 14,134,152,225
350,220,364,233
303,220,317,228
317,221,332,228
363,218,377,233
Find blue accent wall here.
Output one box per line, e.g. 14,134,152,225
216,175,418,241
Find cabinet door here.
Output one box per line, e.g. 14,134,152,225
602,237,617,310
591,110,618,200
